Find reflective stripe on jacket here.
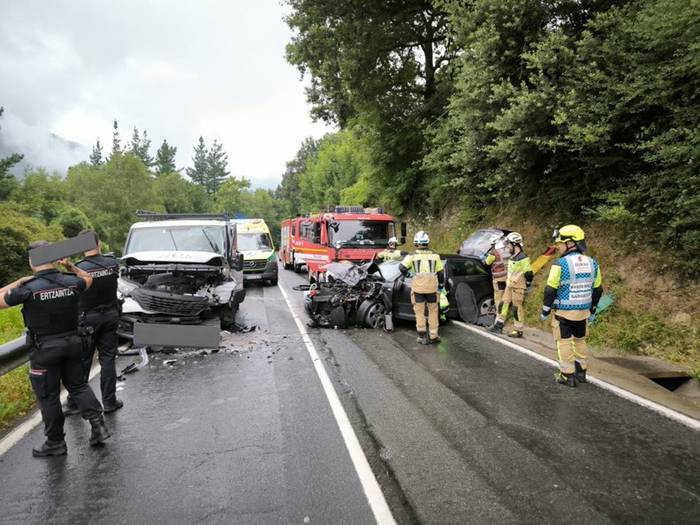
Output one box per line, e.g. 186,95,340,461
506,252,532,288
401,250,444,294
485,249,509,279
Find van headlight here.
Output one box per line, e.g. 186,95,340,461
117,278,138,297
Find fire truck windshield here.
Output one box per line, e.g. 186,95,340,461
328,220,395,247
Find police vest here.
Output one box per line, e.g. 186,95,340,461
555,253,598,311
76,255,119,311
19,271,84,337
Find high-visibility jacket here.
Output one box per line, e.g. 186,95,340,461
506,251,533,289
484,248,509,279
377,249,404,262
546,252,602,311
400,250,444,294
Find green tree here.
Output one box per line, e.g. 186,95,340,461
186,136,208,186
65,156,161,252
155,139,178,176
0,106,23,200
52,205,93,238
154,172,210,213
12,169,67,223
214,176,251,215
109,119,121,160
130,127,153,167
276,136,319,216
0,202,63,284
204,139,230,194
89,138,104,166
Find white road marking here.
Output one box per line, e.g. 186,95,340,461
453,320,700,431
277,281,397,525
0,363,101,456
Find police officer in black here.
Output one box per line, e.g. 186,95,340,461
0,240,110,457
64,231,123,415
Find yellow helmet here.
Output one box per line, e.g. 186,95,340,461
554,225,585,243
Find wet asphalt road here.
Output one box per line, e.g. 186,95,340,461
1,266,699,524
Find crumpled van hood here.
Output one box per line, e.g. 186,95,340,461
122,251,224,265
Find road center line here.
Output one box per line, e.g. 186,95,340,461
277,281,397,525
453,320,700,431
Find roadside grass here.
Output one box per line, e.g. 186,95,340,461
411,204,700,380
0,308,35,431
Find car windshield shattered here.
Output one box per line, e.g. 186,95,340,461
125,226,226,255
238,233,273,251
328,220,395,247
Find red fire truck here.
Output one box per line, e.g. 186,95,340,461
280,206,406,281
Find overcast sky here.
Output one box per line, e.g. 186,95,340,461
0,0,332,188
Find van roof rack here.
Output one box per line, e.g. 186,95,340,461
135,210,231,221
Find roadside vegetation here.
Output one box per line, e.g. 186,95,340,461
0,308,33,431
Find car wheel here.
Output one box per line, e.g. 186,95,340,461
478,296,496,316
361,301,386,329
269,277,278,286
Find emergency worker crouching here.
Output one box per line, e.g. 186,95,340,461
490,232,533,338
481,238,510,313
64,231,123,415
376,236,404,262
0,241,110,457
399,231,444,345
540,225,603,387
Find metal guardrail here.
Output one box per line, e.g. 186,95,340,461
0,334,30,377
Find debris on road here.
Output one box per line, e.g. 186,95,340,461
163,359,177,366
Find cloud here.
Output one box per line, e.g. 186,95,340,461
0,0,333,187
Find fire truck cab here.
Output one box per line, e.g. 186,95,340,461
280,206,406,281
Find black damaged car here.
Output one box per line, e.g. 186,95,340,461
302,255,495,329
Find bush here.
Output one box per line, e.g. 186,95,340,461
0,202,64,284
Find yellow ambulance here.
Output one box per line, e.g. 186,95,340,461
236,219,278,285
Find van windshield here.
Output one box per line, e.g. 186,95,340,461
125,226,226,254
328,220,395,247
239,233,273,251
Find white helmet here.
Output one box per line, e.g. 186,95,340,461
388,236,398,247
506,232,524,246
414,231,430,246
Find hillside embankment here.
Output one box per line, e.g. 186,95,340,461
408,205,700,379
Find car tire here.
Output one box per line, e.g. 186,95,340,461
454,282,478,324
269,277,278,286
360,300,386,329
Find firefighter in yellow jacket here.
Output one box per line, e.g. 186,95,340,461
540,225,603,387
490,232,533,338
399,231,444,345
376,237,404,262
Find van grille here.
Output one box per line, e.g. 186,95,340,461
131,288,209,316
244,260,267,271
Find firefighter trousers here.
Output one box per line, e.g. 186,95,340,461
497,285,525,330
412,292,439,339
552,315,588,374
493,278,507,311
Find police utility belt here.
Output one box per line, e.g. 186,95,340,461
27,329,88,351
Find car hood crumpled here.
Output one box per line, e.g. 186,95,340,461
121,251,224,265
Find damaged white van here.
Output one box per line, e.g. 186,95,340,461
117,212,246,339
